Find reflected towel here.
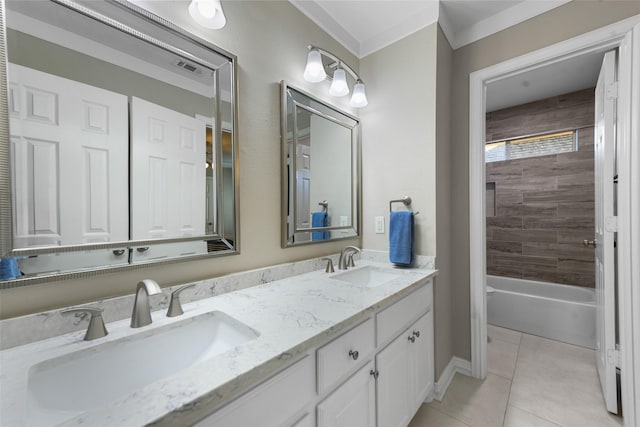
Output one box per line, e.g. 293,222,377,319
0,257,21,280
311,211,329,241
389,211,414,266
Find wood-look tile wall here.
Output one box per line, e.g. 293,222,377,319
485,89,596,287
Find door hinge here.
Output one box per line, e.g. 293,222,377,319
607,347,621,368
607,82,619,100
606,216,618,232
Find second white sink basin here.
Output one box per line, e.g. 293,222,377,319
27,311,259,424
331,265,402,287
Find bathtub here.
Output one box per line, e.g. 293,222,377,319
487,275,596,349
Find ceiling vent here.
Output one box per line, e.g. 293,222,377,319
174,59,203,76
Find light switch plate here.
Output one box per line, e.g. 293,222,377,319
375,216,385,234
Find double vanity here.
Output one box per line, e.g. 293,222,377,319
0,253,436,426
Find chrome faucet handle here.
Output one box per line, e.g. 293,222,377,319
62,307,108,341
322,257,335,273
167,284,196,317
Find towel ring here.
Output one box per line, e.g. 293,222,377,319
389,196,419,215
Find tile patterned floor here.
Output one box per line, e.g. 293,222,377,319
409,325,623,427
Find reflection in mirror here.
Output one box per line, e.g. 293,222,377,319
0,0,238,284
281,82,360,247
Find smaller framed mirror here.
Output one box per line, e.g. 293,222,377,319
281,82,361,247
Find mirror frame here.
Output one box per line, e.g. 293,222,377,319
0,0,240,288
280,81,361,248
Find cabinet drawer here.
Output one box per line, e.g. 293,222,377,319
195,355,314,427
377,280,432,346
317,318,375,394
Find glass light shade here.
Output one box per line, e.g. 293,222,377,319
329,68,349,97
303,50,326,83
350,82,368,107
188,0,226,29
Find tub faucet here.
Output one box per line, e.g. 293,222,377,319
131,279,162,328
338,246,361,270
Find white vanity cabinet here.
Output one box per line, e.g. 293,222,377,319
319,279,434,427
195,278,434,427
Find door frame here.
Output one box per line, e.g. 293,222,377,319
468,15,640,426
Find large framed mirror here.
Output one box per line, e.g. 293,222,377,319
281,82,361,247
0,0,239,286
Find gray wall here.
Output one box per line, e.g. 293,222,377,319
435,25,454,377
359,23,442,376
360,24,437,256
486,89,596,287
450,2,640,360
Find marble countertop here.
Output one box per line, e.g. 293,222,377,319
0,261,436,426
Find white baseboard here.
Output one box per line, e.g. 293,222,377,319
430,356,472,401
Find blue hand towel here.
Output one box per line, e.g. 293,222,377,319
311,211,329,241
0,257,21,280
389,211,414,266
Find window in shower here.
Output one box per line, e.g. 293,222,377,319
485,130,577,162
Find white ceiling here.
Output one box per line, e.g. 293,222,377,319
486,50,605,112
289,0,572,58
289,0,605,112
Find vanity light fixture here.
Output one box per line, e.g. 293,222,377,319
188,0,226,29
303,48,327,83
303,45,368,108
329,66,349,97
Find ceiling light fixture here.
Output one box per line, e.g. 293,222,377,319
188,0,226,29
303,45,368,108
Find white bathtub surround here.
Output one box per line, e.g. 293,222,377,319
0,259,436,426
486,275,596,349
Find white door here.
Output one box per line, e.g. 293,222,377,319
296,142,311,242
9,64,128,248
130,97,206,240
594,49,618,414
376,331,411,427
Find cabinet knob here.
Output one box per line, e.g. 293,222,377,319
408,335,416,343
413,330,420,338
348,350,359,360
112,249,126,256
370,369,379,379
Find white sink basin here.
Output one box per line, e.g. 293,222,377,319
27,311,259,424
331,265,402,287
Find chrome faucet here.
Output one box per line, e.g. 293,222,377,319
131,279,162,328
338,246,361,270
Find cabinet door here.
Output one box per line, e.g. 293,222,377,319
317,361,376,427
376,332,411,427
408,310,434,411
